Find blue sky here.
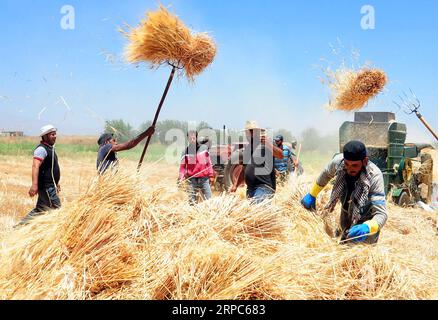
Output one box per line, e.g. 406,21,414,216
0,0,437,142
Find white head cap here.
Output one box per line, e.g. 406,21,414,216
40,124,57,137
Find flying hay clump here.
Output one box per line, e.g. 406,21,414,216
325,68,388,111
123,6,216,80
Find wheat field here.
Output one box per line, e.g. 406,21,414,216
0,154,437,300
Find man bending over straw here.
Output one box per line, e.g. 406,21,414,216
301,141,387,244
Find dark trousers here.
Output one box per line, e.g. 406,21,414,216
17,186,61,226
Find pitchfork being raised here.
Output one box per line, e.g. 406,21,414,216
121,6,217,170
393,89,438,142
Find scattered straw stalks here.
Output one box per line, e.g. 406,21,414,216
324,67,388,111
1,166,437,300
122,6,216,80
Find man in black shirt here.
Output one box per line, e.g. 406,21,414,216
96,125,155,174
230,121,283,204
16,125,61,227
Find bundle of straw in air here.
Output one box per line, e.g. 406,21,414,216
124,6,216,80
121,6,217,169
326,68,388,111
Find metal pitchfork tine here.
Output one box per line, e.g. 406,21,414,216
393,88,419,115
393,89,438,142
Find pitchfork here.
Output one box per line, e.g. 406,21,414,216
393,89,438,142
137,62,184,170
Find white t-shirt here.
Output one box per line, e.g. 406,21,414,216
33,146,48,161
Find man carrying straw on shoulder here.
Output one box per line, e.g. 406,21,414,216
301,140,388,244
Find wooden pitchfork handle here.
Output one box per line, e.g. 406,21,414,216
137,66,176,170
414,111,438,142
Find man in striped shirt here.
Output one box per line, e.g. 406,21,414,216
273,135,292,183
301,141,387,244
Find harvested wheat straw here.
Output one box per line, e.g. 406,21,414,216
123,6,216,80
325,68,387,111
0,167,437,300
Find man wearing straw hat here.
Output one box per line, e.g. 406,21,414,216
96,125,155,174
301,141,387,244
16,125,61,227
230,121,284,204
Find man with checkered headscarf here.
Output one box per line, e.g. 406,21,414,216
301,141,387,244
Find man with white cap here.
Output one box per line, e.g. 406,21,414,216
16,125,61,226
230,121,284,204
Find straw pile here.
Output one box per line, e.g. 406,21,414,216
1,168,437,300
422,148,438,182
325,68,387,111
123,6,216,80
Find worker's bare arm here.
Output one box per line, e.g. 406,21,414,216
272,145,284,159
111,126,155,152
29,158,43,197
230,165,244,193
263,140,284,159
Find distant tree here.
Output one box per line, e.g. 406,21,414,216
138,120,212,145
159,120,190,145
300,127,338,153
274,129,294,143
138,120,159,144
301,127,321,152
320,132,339,153
104,119,134,143
196,121,211,132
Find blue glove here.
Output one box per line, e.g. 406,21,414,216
301,193,316,210
347,224,371,243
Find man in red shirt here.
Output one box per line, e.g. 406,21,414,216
178,130,215,205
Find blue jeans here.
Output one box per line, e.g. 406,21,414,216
188,177,212,205
247,185,275,204
17,186,61,226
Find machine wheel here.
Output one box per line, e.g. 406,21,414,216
224,150,245,191
224,163,245,191
396,191,410,207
